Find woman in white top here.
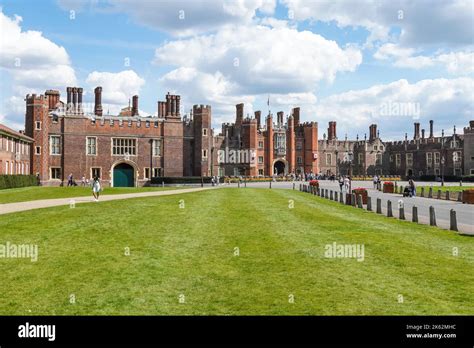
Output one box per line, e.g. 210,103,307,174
92,176,101,201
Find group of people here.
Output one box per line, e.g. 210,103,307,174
337,176,351,192
404,179,417,197
66,173,101,201
210,175,220,186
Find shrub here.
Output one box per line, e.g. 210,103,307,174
309,180,319,187
0,175,38,190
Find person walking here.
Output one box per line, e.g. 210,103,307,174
373,175,378,189
67,173,74,187
92,175,101,202
408,179,416,197
338,176,344,192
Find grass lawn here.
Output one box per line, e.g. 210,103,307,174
0,188,472,315
0,186,183,204
416,185,474,194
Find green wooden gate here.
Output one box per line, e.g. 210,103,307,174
113,163,134,187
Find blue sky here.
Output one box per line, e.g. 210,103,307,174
0,0,472,140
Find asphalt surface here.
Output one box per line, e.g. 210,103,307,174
228,180,474,235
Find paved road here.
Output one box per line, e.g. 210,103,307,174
228,181,474,235
0,186,217,215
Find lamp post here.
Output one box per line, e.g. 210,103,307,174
348,152,354,195
441,155,445,187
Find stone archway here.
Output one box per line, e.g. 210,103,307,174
111,160,138,187
274,160,285,175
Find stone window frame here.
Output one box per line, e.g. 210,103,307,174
111,137,138,156
35,121,41,130
143,167,151,180
258,156,264,164
152,139,162,157
376,153,382,165
258,141,264,149
86,136,97,156
395,153,401,167
297,156,303,164
50,167,61,180
91,167,101,180
153,167,162,177
258,169,264,176
202,149,208,159
35,146,41,155
406,153,413,167
426,152,433,166
202,128,208,136
326,153,332,166
49,135,61,155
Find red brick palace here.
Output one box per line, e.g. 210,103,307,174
24,86,319,186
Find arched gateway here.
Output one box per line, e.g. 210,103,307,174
113,163,135,187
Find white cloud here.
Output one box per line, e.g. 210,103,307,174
154,24,361,126
311,77,473,139
0,9,77,128
374,43,474,73
106,0,276,37
281,0,473,47
154,24,362,94
85,70,146,113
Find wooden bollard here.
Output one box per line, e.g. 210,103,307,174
330,190,334,200
269,181,272,189
387,200,393,217
357,194,363,208
238,181,241,188
334,191,338,202
412,206,418,223
429,206,436,226
352,193,357,206
299,184,302,191
367,196,372,211
450,209,458,231
458,191,463,202
437,190,441,199
293,183,295,190
339,192,344,203
420,187,425,197
445,191,450,200
428,187,433,198
244,180,247,188
376,198,382,214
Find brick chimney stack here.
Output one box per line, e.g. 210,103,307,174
422,129,425,139
45,90,60,110
429,120,434,138
236,103,244,127
132,95,139,116
369,124,377,141
292,107,300,126
328,121,336,140
72,87,78,114
255,110,261,129
94,86,103,116
77,88,83,114
414,122,420,139
277,111,284,126
66,87,72,114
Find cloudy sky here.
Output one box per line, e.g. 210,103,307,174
0,0,472,140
